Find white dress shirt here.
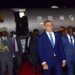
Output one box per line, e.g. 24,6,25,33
46,31,55,45
67,34,74,45
46,31,56,56
42,31,56,65
12,38,18,58
2,36,7,41
14,38,18,52
27,37,31,47
12,38,18,52
42,31,66,65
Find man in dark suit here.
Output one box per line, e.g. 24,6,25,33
61,26,75,75
0,27,13,75
57,26,67,36
10,31,22,75
29,29,40,73
38,20,66,75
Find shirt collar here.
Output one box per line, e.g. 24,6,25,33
2,36,7,40
67,34,73,38
46,31,54,35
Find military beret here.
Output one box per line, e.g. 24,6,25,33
0,27,7,32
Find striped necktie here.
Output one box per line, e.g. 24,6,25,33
49,34,54,47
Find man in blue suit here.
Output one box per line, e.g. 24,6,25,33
38,20,66,75
61,26,75,75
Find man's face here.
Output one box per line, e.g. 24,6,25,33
68,28,73,35
10,33,13,37
44,22,53,32
10,32,16,38
2,31,7,37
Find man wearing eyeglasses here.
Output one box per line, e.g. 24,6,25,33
38,20,66,75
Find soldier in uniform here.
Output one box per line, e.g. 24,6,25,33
0,27,13,75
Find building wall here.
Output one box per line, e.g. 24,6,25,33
0,9,16,32
27,8,75,32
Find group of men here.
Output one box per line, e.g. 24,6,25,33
0,27,22,75
38,20,75,75
0,19,75,75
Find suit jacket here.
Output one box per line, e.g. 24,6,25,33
29,35,39,63
61,34,75,62
38,32,66,66
11,37,22,55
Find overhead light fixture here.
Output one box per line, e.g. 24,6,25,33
69,15,74,21
59,15,65,21
37,16,43,25
51,6,59,8
40,22,43,25
48,16,53,21
37,16,42,22
19,12,25,18
12,8,26,12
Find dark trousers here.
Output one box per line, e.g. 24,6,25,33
67,61,75,75
44,58,62,75
1,58,13,75
13,54,22,75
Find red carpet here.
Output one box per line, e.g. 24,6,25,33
19,62,43,75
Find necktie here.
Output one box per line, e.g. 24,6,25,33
4,37,7,45
49,34,56,56
12,38,15,52
12,38,18,52
70,36,73,45
50,34,54,47
14,39,18,52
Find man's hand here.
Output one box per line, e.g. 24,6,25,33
42,63,49,70
13,55,15,58
62,61,66,67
